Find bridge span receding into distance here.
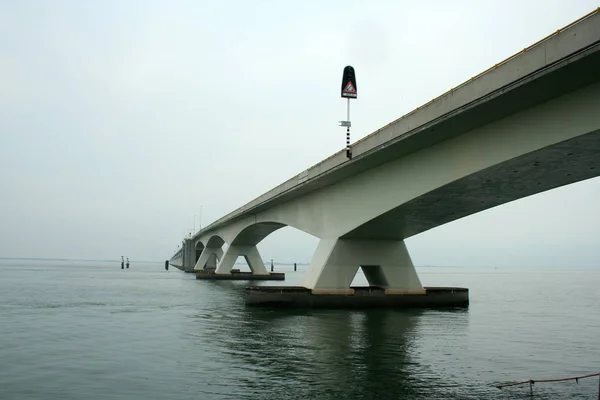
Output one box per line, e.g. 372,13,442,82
170,9,600,307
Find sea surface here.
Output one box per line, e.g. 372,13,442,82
1,259,599,399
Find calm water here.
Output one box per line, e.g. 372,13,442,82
1,260,599,399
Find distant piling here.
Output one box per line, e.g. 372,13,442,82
270,259,274,272
294,263,297,271
165,260,169,271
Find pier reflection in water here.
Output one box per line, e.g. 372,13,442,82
229,309,427,398
186,280,470,398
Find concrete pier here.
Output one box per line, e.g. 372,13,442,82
196,270,285,281
245,286,468,308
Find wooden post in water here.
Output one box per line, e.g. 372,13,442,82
294,263,297,271
270,259,274,272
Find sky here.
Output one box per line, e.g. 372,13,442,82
1,0,599,267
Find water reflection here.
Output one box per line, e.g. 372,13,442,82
4,262,599,399
188,283,470,399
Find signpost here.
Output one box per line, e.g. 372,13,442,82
339,66,357,159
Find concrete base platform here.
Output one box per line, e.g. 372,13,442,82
245,286,468,308
195,270,285,281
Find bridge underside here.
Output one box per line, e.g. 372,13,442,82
344,128,600,240
231,222,285,246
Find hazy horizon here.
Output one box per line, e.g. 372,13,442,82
1,256,598,270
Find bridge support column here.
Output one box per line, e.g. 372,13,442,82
301,238,425,295
215,245,269,275
182,239,196,272
194,247,224,271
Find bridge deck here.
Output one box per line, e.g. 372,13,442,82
197,8,600,237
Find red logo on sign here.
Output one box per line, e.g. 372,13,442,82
343,81,356,94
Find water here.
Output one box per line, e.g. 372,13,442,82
1,260,599,399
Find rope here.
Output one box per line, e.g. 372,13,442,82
496,372,600,389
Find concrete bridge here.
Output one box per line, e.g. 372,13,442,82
170,9,600,298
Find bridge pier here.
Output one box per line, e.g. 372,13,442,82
182,238,196,272
194,247,223,271
301,238,425,294
192,244,284,281
244,238,465,308
216,245,269,275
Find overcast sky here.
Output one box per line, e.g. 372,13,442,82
1,0,599,267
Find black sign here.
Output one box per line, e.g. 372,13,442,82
341,66,357,99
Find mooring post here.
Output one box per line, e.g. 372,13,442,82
529,380,533,396
294,262,297,271
270,259,274,272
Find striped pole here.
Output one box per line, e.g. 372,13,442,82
346,98,352,159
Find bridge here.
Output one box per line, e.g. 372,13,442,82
170,9,600,304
